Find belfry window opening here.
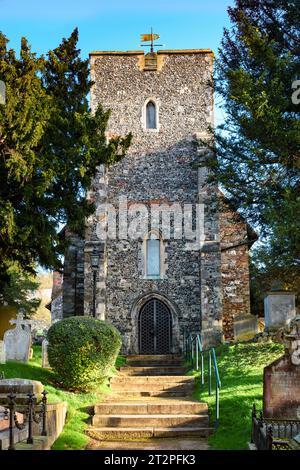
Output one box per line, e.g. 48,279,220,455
146,101,157,129
146,233,160,276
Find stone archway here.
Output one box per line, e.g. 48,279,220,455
130,291,181,355
138,298,172,354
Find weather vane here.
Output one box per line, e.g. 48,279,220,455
140,28,163,53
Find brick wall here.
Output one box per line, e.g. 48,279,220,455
219,196,255,339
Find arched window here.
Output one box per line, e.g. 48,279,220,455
146,101,156,129
146,232,160,276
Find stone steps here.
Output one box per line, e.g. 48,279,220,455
126,360,184,367
110,375,193,384
110,375,194,393
127,355,182,361
87,437,210,451
94,400,208,415
126,355,184,367
110,384,194,392
87,355,210,444
119,366,188,376
108,389,193,398
87,427,211,440
92,413,209,428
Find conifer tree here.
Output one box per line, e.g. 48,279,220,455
0,29,131,295
204,0,300,274
0,264,41,315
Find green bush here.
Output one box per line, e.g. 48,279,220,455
47,316,121,391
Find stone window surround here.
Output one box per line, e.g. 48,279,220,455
146,101,156,129
141,97,160,133
141,229,167,280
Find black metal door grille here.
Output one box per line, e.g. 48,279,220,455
139,299,172,354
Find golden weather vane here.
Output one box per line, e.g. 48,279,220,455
140,28,163,53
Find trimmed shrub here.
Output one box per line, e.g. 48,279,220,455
47,316,121,391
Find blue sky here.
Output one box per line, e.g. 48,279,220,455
0,0,234,58
1,0,235,124
1,1,236,274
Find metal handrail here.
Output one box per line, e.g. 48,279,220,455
183,331,221,428
211,348,221,387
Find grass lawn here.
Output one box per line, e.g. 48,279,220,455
0,346,125,450
191,342,285,450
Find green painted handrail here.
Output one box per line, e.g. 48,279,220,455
211,347,221,388
183,330,221,427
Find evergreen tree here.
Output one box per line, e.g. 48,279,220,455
0,29,131,295
204,0,300,273
0,264,41,316
0,33,51,287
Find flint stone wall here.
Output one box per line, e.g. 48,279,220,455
87,51,219,354
61,50,254,354
219,197,255,340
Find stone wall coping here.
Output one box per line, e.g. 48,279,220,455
265,291,296,297
90,50,144,56
36,401,68,410
264,353,290,372
157,49,214,56
233,313,258,322
89,49,214,57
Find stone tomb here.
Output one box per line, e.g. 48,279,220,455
3,312,31,362
42,339,50,368
233,314,258,342
263,316,300,419
0,379,44,405
0,341,5,364
264,290,296,331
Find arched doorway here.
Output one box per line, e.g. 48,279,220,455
138,298,172,354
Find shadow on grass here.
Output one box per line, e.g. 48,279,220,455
0,359,55,386
79,405,94,425
115,355,126,368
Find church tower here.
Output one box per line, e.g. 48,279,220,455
61,42,255,354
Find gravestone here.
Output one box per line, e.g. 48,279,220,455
0,341,5,364
233,314,258,341
263,316,300,419
42,339,50,368
264,289,296,331
0,379,44,404
3,312,31,362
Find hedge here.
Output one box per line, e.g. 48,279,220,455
47,316,121,391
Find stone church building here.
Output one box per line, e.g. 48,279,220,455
57,47,257,355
